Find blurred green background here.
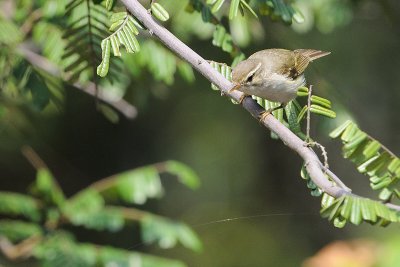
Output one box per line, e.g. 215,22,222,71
1,0,400,266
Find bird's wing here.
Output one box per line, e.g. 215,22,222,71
291,49,331,77
251,49,297,78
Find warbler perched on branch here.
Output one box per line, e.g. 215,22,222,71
230,48,330,119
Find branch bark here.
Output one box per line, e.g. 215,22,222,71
120,0,400,211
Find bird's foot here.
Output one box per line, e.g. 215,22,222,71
238,94,249,104
229,83,241,93
259,110,272,122
259,103,286,122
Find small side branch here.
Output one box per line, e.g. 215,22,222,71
16,44,137,119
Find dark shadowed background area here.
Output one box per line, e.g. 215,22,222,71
1,0,399,266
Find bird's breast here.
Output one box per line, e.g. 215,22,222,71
240,73,305,103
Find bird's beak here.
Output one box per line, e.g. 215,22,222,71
229,83,241,93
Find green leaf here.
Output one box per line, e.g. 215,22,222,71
110,36,121,56
212,25,226,47
63,189,109,229
128,15,144,30
151,3,170,21
388,158,400,174
99,103,120,123
0,18,23,45
126,19,139,35
321,193,335,208
0,220,42,242
33,169,65,207
141,215,202,252
63,1,112,83
240,0,258,18
63,190,125,231
320,196,344,221
34,232,98,266
341,122,358,142
222,34,234,52
340,196,353,219
164,161,201,189
343,131,367,151
370,176,392,190
0,192,41,221
176,223,203,252
350,197,362,225
311,95,331,109
114,166,164,204
98,13,141,78
209,61,221,90
201,6,212,22
333,217,347,228
365,152,391,175
329,120,353,138
291,6,305,23
229,0,241,19
285,102,301,134
211,0,226,13
357,155,379,173
309,104,336,118
97,39,111,77
296,106,308,123
363,140,381,158
27,72,51,110
104,0,115,10
232,52,246,67
109,20,124,32
110,12,127,23
177,62,195,83
379,188,393,202
97,244,188,267
360,199,377,222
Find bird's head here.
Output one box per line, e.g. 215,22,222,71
231,59,263,88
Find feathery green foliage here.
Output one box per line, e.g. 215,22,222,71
320,194,398,228
0,220,42,242
0,161,201,265
97,11,141,77
293,119,400,228
204,0,302,23
33,231,188,267
330,120,400,201
0,192,41,221
141,214,202,252
63,0,112,82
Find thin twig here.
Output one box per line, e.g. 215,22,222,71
306,85,312,142
107,206,147,221
0,235,42,260
21,146,48,170
364,132,398,159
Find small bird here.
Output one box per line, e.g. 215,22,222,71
230,48,330,120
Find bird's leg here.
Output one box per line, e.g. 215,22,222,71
229,83,249,104
259,103,286,122
229,83,241,93
238,93,250,104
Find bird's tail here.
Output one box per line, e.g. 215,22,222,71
295,49,331,61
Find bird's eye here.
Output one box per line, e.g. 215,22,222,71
245,73,255,83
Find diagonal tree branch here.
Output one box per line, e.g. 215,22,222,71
120,0,400,211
